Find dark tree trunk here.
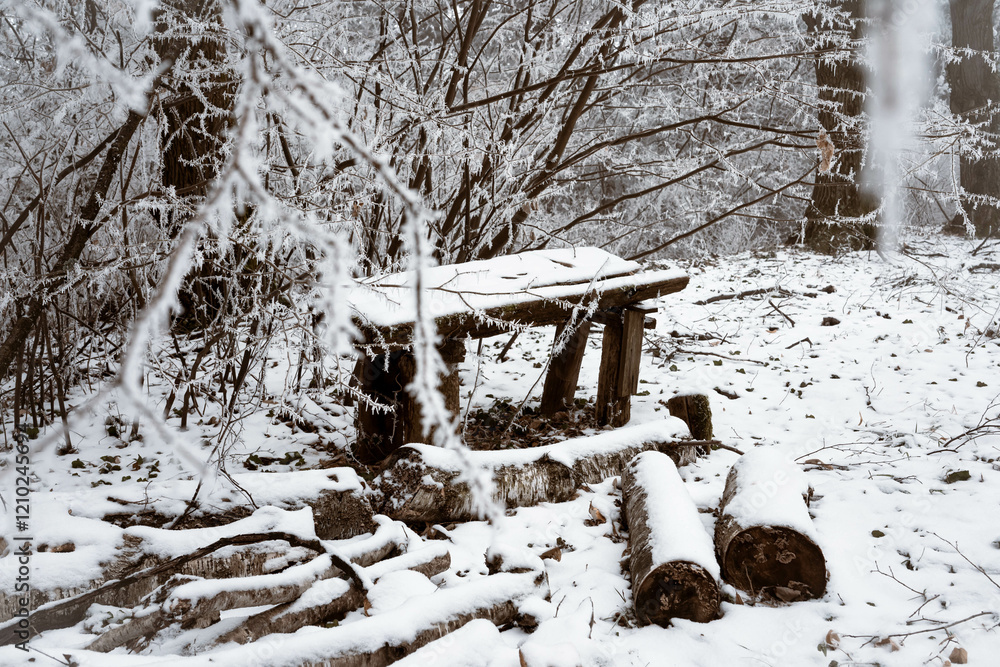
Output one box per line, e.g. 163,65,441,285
948,0,1000,238
153,0,236,324
803,1,878,253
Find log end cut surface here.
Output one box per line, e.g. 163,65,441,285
720,525,827,600
634,560,721,625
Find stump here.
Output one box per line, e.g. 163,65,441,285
666,393,713,440
714,448,827,601
621,451,721,625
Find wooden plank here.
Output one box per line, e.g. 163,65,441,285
596,314,626,426
357,272,688,346
617,309,645,397
540,321,591,415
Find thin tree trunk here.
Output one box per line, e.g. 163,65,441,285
0,110,145,379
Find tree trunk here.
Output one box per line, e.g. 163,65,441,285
714,449,827,601
803,1,878,253
948,0,1000,238
621,452,721,625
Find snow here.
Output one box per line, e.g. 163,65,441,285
3,234,1000,666
347,247,682,328
722,448,818,540
627,451,720,578
402,417,691,471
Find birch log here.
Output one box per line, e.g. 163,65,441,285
621,451,721,625
714,449,827,601
376,420,709,523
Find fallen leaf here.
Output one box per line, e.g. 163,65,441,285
825,630,840,649
949,647,968,664
540,546,562,562
589,502,606,523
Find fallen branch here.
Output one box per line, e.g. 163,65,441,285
694,286,794,306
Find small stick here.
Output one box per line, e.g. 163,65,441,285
768,300,795,326
496,332,519,362
785,337,812,349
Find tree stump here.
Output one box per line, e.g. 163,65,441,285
714,448,827,601
666,393,713,440
621,451,721,625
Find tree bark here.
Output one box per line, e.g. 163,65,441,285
211,545,451,648
621,452,721,625
714,450,827,601
376,425,709,524
803,1,878,253
948,0,1000,238
666,394,714,440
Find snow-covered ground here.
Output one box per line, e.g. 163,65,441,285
2,232,999,666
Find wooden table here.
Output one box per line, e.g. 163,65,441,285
347,247,688,462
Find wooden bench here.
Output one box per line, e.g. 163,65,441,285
346,247,688,462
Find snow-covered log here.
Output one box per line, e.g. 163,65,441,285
210,542,451,648
179,571,543,667
621,451,721,625
715,449,827,601
377,420,708,523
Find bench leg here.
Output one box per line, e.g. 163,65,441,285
541,320,592,416
596,309,645,427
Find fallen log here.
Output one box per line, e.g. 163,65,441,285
176,571,543,667
210,542,451,648
376,420,713,523
714,448,827,601
621,451,721,625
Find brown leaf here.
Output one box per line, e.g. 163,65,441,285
774,586,802,602
540,546,562,562
588,502,606,524
363,598,372,617
825,630,840,649
949,647,968,664
874,637,899,651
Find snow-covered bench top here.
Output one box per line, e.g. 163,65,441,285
348,247,688,343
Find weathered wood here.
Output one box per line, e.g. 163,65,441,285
715,449,827,601
540,320,591,415
356,272,689,346
0,532,339,646
291,572,543,667
596,313,625,426
621,452,721,625
354,350,417,464
596,308,644,427
618,309,645,397
211,545,451,648
666,394,714,441
376,423,712,524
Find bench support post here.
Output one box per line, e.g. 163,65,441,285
540,321,591,416
596,308,645,427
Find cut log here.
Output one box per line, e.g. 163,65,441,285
211,543,451,648
540,320,591,415
376,420,710,523
621,451,721,625
666,393,714,440
715,449,827,601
